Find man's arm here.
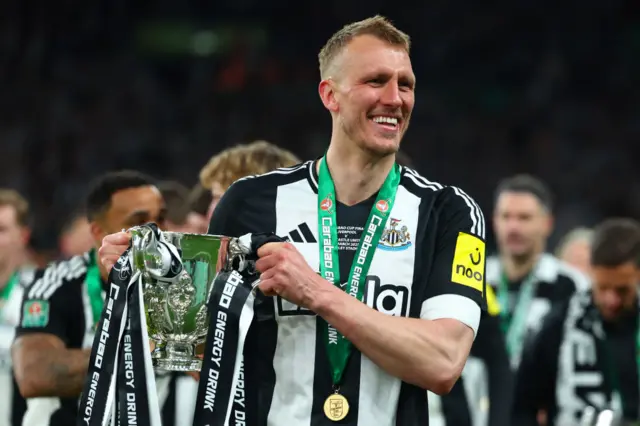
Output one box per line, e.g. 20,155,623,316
312,187,486,394
312,288,474,394
511,301,566,426
12,334,91,398
11,263,90,398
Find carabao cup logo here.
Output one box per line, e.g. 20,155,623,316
320,197,333,212
376,199,389,213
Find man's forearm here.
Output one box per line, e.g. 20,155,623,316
310,281,473,394
16,345,91,398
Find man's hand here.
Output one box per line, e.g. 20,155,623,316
98,231,131,273
255,242,328,309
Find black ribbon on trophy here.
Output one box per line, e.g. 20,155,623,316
77,223,178,426
77,223,284,426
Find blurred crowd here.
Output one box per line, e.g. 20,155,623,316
1,0,638,261
1,2,639,425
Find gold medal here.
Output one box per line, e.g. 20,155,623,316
323,392,349,421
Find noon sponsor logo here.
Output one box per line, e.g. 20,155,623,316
451,232,485,292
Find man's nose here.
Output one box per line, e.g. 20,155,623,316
380,82,402,107
603,290,621,308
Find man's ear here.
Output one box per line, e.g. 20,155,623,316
89,221,105,247
19,226,31,247
319,79,339,113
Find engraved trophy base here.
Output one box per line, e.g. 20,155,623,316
151,341,202,372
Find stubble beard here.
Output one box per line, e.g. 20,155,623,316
339,115,403,158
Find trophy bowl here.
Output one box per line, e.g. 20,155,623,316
130,226,241,372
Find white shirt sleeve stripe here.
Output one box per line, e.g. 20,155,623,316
420,294,481,338
451,187,485,239
235,162,310,184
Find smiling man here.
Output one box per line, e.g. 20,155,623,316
99,16,487,426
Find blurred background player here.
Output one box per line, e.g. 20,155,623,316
57,208,94,258
10,171,172,426
187,184,214,225
199,140,301,217
158,180,209,234
555,227,593,276
0,189,34,426
512,218,640,425
487,174,590,369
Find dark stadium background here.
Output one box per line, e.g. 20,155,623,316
0,0,638,261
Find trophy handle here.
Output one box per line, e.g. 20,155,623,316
130,225,173,278
205,236,257,304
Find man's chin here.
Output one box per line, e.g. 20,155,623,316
362,138,400,157
600,311,621,323
505,249,534,264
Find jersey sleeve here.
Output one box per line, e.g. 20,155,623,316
421,187,487,336
14,265,74,344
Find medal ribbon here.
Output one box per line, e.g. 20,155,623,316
317,156,400,387
85,249,104,327
0,272,18,320
0,272,18,303
498,269,538,367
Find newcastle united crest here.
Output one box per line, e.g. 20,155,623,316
378,218,412,251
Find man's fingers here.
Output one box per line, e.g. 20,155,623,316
99,232,132,273
104,231,131,245
100,254,122,270
258,278,278,297
256,242,286,258
101,258,116,271
255,253,280,273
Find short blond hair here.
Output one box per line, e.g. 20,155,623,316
0,189,29,226
199,141,301,191
318,15,411,80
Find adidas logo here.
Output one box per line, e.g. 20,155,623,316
285,223,317,243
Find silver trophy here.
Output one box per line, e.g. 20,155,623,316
130,225,249,372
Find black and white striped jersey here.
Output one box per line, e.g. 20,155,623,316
207,159,488,426
486,253,590,353
513,291,639,425
0,266,34,426
13,251,177,426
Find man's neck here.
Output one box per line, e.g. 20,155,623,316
501,252,541,282
0,257,23,291
322,142,395,206
0,267,13,291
